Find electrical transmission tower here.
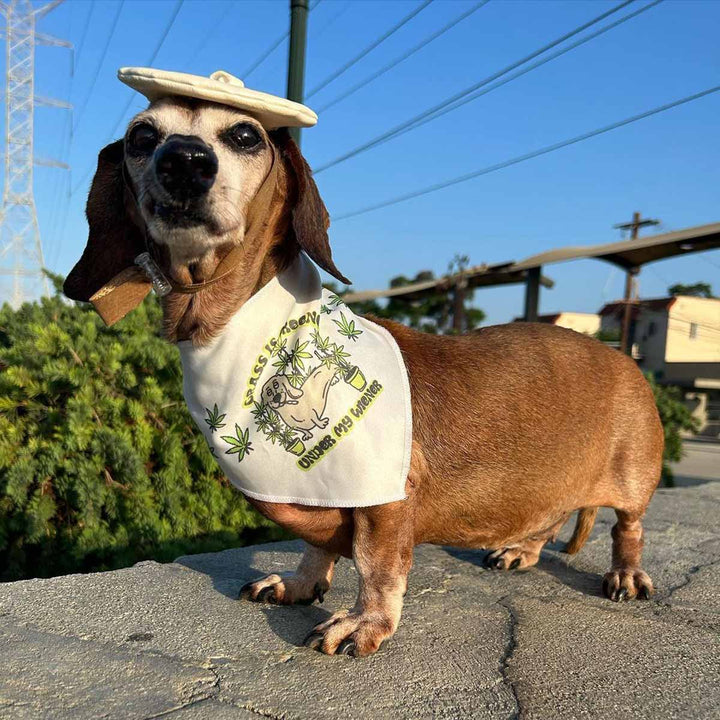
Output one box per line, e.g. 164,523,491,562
0,0,70,308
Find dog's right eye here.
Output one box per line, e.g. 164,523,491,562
128,123,159,154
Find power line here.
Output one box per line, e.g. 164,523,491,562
333,84,720,222
314,0,635,174
305,0,433,100
311,0,351,41
317,0,490,113
71,0,185,196
73,0,95,71
105,0,185,140
242,30,288,80
185,1,236,69
72,0,125,133
242,0,323,81
386,0,664,143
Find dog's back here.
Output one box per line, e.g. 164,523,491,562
371,318,663,548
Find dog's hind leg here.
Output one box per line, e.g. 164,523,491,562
304,500,414,657
484,536,548,571
602,510,653,601
485,515,570,571
241,543,337,605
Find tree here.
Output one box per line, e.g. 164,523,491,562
667,282,714,298
644,373,700,486
0,275,286,581
335,255,486,334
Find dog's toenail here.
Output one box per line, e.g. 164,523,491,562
313,582,325,604
510,558,521,570
303,632,324,650
257,587,276,604
639,586,651,600
239,580,257,599
337,639,356,656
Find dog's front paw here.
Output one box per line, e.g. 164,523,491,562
317,416,329,429
602,568,654,601
240,574,328,606
303,610,394,657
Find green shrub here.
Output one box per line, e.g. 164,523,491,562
644,373,700,485
0,278,286,581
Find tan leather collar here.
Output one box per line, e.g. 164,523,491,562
90,147,279,326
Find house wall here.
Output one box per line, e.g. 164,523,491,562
663,362,720,386
554,312,600,335
635,310,669,376
600,314,621,334
665,297,720,363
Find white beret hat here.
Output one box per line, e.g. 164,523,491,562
117,67,318,130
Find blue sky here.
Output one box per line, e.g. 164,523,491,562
26,0,720,324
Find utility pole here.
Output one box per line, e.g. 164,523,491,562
452,277,467,333
613,211,660,355
0,0,70,307
286,0,309,147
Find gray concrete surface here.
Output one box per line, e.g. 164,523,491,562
1,480,719,719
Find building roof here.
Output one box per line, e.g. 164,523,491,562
342,262,554,304
511,222,720,272
600,294,720,317
600,297,677,316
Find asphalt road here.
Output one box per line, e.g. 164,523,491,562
671,439,720,487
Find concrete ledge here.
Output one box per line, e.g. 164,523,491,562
1,482,719,719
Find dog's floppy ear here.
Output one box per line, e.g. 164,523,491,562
63,140,146,302
271,129,350,286
283,378,303,400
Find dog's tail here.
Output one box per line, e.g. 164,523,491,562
563,507,599,555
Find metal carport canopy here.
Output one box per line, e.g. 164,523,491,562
511,222,720,272
343,262,554,304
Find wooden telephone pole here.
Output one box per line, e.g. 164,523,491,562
613,212,660,355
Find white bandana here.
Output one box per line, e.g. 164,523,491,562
179,253,412,507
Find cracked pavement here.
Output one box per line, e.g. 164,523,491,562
0,480,719,719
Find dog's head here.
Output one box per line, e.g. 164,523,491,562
64,96,349,303
262,374,303,409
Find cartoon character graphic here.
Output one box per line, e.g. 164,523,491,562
261,365,340,441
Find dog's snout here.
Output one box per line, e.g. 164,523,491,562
155,135,218,198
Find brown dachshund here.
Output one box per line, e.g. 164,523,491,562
65,97,663,658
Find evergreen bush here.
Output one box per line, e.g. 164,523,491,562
644,373,699,485
0,276,286,581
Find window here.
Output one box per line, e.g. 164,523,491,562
689,323,698,339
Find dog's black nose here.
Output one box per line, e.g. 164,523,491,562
155,135,218,199
273,393,282,404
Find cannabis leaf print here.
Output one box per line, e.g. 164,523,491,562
330,343,351,366
221,424,254,462
204,404,227,433
288,339,313,373
310,328,331,352
333,312,363,341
